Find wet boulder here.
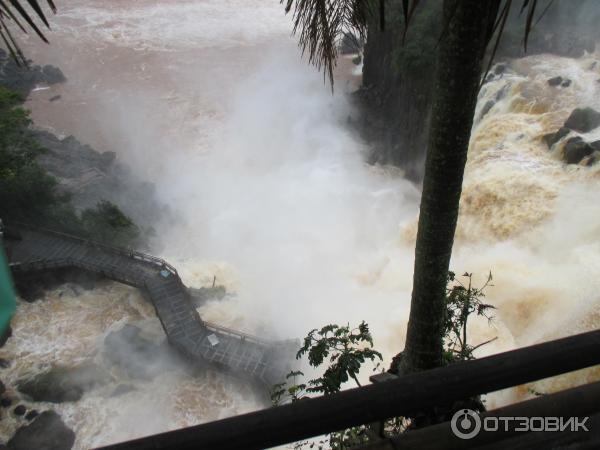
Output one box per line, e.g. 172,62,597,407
188,285,227,307
561,79,572,88
478,100,495,121
339,32,362,55
0,359,11,369
17,363,111,403
41,65,67,85
542,127,570,148
564,107,600,133
0,327,11,348
103,324,180,379
494,63,506,75
25,409,39,421
584,151,600,167
590,140,600,152
0,49,66,96
547,76,563,87
7,410,75,450
563,137,594,164
13,405,26,417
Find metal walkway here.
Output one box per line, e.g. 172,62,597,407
3,225,296,386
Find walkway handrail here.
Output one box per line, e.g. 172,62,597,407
96,328,600,450
203,321,298,348
6,221,179,275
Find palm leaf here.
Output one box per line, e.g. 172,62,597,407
0,0,55,65
7,0,49,43
283,0,555,90
23,0,50,28
282,0,377,87
0,0,27,34
401,0,420,43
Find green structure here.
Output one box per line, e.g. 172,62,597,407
0,221,16,338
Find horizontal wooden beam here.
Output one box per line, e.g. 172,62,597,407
360,380,600,450
469,413,600,450
96,329,600,450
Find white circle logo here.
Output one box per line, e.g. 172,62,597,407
451,409,482,439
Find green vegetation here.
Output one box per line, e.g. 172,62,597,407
389,0,442,77
442,271,496,364
81,200,140,247
0,87,64,224
0,86,139,247
274,272,495,449
271,322,382,449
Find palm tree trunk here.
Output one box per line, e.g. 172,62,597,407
400,0,501,373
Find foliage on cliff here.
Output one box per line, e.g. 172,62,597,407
0,86,139,247
0,87,68,225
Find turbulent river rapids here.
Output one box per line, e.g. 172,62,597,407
1,1,600,448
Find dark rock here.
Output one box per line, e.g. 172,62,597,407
49,95,62,102
0,359,11,369
494,83,510,102
494,63,506,75
104,325,182,379
188,285,227,307
0,327,11,348
17,363,111,403
547,76,563,86
339,32,362,55
588,152,600,166
0,49,66,96
479,100,495,121
15,282,46,302
542,127,570,148
41,65,67,84
25,410,39,421
564,107,600,133
0,379,4,396
583,150,600,166
13,405,26,416
590,140,600,152
563,137,594,164
1,397,12,408
561,79,572,88
7,410,75,450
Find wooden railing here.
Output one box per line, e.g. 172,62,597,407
204,320,299,348
6,221,179,275
95,328,600,450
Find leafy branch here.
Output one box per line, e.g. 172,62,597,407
443,271,496,364
296,321,382,394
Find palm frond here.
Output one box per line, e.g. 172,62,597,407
284,0,555,90
282,0,377,87
0,0,55,66
401,0,421,43
481,0,553,83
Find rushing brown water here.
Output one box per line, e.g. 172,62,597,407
1,1,600,448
